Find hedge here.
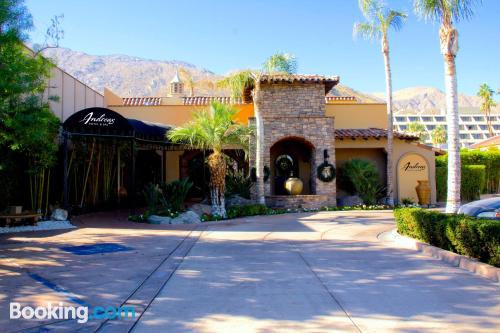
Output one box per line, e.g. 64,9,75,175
436,149,500,193
395,208,500,267
436,165,486,202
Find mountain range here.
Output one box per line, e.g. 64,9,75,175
42,47,498,114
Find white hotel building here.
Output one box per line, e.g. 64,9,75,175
393,108,500,147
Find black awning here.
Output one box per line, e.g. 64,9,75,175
63,107,172,144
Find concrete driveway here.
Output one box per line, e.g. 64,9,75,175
132,211,500,333
1,210,499,332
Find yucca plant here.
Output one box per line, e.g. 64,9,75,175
167,101,252,217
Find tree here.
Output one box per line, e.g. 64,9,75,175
0,0,60,213
178,67,195,97
354,0,406,206
167,101,252,217
406,122,429,143
431,125,447,145
262,52,297,74
218,52,298,101
477,83,496,137
216,70,255,102
414,0,479,213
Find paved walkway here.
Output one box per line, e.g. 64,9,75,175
0,210,499,332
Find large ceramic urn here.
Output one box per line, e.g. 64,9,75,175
285,176,303,195
415,180,431,206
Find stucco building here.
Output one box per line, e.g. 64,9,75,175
75,73,439,207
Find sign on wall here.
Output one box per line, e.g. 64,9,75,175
397,153,429,203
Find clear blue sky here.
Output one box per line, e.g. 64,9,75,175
26,0,499,95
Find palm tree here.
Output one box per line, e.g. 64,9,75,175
216,70,255,102
406,121,429,143
217,52,298,101
262,52,297,74
414,0,479,213
167,101,252,217
354,0,406,206
431,125,447,145
477,83,496,137
179,67,195,97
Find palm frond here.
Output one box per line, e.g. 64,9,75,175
353,22,381,40
386,10,407,31
358,0,383,20
262,52,298,74
167,101,250,154
217,70,255,99
414,0,478,23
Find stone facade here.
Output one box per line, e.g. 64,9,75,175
266,195,330,209
250,80,336,208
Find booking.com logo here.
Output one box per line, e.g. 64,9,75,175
10,302,136,323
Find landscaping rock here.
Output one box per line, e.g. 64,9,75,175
189,203,212,217
50,208,68,221
337,195,363,207
147,215,172,225
226,195,253,207
171,211,201,225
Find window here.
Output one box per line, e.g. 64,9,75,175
399,125,407,130
395,117,406,122
460,133,469,139
426,125,435,130
421,117,432,122
408,116,418,122
472,133,483,139
479,125,488,130
461,116,472,122
435,116,445,122
474,116,483,122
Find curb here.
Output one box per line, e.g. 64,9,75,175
382,229,500,284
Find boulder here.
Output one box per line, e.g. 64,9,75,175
147,215,172,225
188,203,212,217
171,211,201,225
226,195,253,207
50,208,68,221
337,195,363,207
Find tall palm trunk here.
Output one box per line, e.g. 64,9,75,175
207,151,227,217
441,25,461,213
382,35,394,206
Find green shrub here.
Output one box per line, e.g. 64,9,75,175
395,207,500,267
227,204,269,219
226,169,253,199
142,183,162,214
461,165,486,201
339,159,385,205
161,178,193,212
437,149,500,193
394,208,451,250
435,165,485,202
435,167,447,201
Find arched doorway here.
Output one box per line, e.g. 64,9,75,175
270,137,314,195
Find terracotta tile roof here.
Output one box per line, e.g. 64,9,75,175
259,74,339,94
470,135,500,148
335,128,419,140
182,96,246,105
123,97,162,106
325,96,357,102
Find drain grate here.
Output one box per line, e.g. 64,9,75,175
60,243,133,255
